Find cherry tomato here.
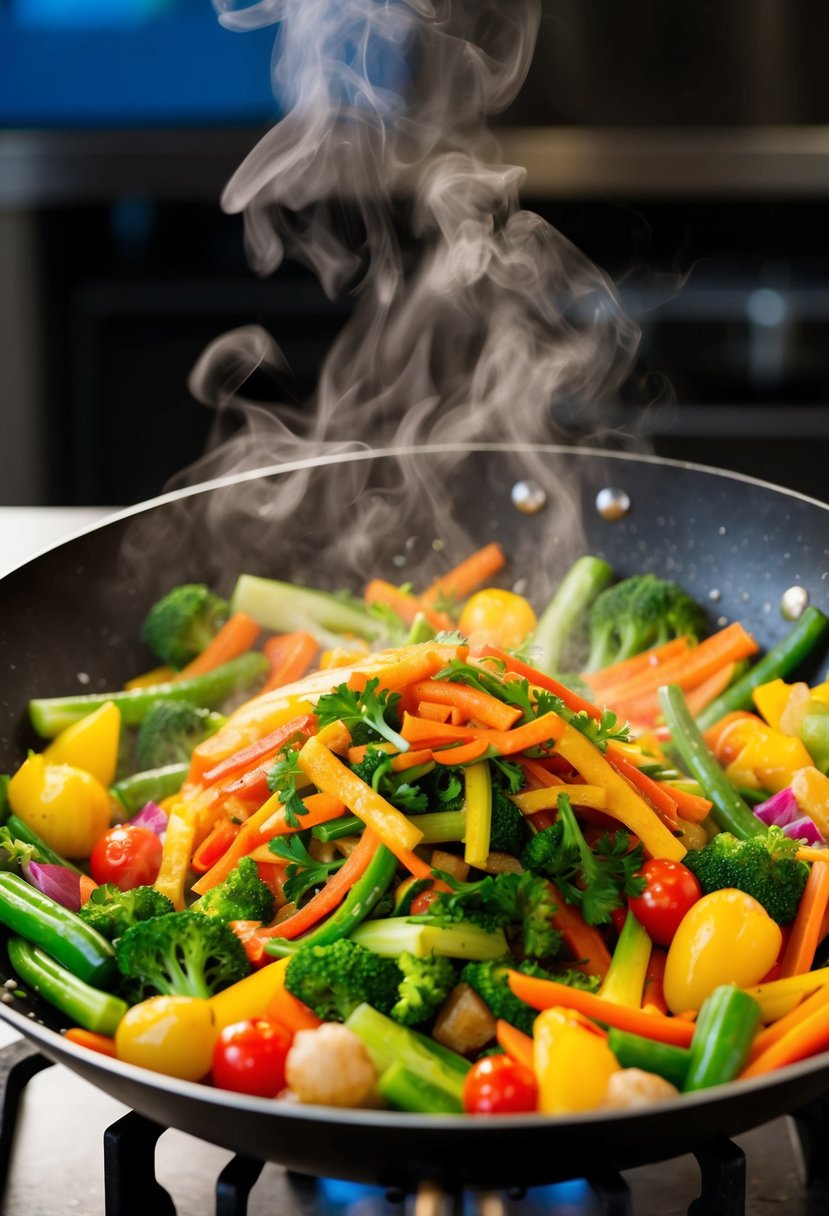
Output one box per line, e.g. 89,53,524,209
629,858,702,947
90,824,163,891
463,1055,538,1115
458,590,537,650
409,886,440,915
212,1018,293,1098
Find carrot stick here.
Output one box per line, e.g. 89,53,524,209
606,744,679,825
417,701,453,724
201,714,316,788
421,543,506,606
642,949,669,1015
740,997,829,1079
682,662,737,717
432,739,491,766
364,580,454,632
191,817,240,874
596,623,758,704
63,1028,117,1057
79,875,98,905
496,1020,535,1071
345,743,434,772
506,972,695,1046
659,784,712,823
473,644,603,722
779,862,829,978
259,632,319,695
583,637,691,693
410,679,522,731
400,710,565,756
547,882,613,978
745,983,829,1066
264,959,324,1033
701,710,762,754
173,612,261,682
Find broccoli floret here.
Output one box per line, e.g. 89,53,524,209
391,952,457,1027
284,939,402,1022
115,909,249,1001
520,794,645,925
683,827,809,925
141,583,229,669
585,574,707,673
424,871,562,962
135,701,225,770
350,746,429,814
489,789,530,856
462,959,600,1035
78,883,174,941
189,856,275,923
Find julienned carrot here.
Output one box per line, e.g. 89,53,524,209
496,1020,535,1071
583,637,691,693
596,623,759,705
410,679,522,731
174,612,261,682
345,743,434,772
547,882,612,978
507,972,695,1046
264,958,324,1032
606,744,678,825
364,579,454,632
741,996,829,1079
400,710,565,756
259,632,319,694
433,739,491,766
190,791,346,895
745,983,829,1066
64,1028,117,1057
347,644,466,695
79,875,98,905
201,714,316,788
659,784,712,823
682,662,737,717
420,542,506,606
779,862,829,979
191,817,240,874
474,644,603,722
511,785,608,814
642,949,669,1015
701,710,762,754
417,701,453,723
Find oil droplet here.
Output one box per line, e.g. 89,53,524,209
511,480,548,515
595,487,630,521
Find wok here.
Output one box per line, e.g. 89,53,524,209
1,442,828,1191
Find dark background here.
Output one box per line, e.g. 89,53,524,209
3,0,829,507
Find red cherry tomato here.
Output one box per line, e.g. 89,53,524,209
463,1055,538,1115
89,825,163,891
629,858,702,947
409,886,440,915
212,1018,293,1098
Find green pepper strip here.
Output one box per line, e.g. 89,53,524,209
378,1061,464,1114
0,873,116,987
263,842,400,958
311,814,365,843
683,984,762,1092
5,815,82,873
607,1028,691,1090
111,764,189,814
658,684,765,840
29,651,269,738
7,936,127,1036
696,606,829,732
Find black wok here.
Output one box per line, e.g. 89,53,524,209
1,443,828,1191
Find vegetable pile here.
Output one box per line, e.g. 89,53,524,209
3,548,829,1116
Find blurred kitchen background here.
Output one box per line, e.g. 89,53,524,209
3,0,829,507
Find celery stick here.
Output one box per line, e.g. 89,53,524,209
350,918,507,959
378,1062,464,1114
231,574,388,646
345,1002,469,1103
531,556,614,674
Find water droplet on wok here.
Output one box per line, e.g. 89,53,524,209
595,487,630,521
511,480,547,515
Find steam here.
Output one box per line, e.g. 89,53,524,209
173,0,641,592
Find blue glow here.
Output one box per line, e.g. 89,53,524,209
527,1179,593,1207
16,0,171,31
318,1178,387,1206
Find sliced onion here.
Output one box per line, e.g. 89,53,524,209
129,801,168,837
22,861,82,911
754,787,801,827
782,815,825,845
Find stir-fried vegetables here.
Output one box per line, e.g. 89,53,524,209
4,544,829,1117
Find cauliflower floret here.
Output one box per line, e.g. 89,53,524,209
602,1068,680,1110
285,1024,378,1108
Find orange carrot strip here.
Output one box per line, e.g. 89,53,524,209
364,579,455,632
496,1020,535,1071
410,679,522,731
190,792,346,895
474,644,603,722
400,710,565,756
682,662,737,717
583,637,691,693
421,542,506,606
264,963,324,1033
201,714,316,788
547,882,612,978
642,949,669,1015
701,710,761,753
63,1028,117,1057
595,622,758,704
741,997,829,1079
606,744,679,826
417,701,453,724
779,862,829,978
78,875,98,905
191,817,240,874
745,983,829,1066
432,739,491,766
661,784,713,823
506,972,695,1046
259,632,319,695
347,645,463,695
174,612,261,682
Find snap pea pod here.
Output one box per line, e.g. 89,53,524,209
658,684,765,840
378,1061,464,1114
683,984,761,1092
607,1028,691,1090
7,936,127,1036
111,764,189,814
263,842,400,958
311,814,365,843
4,814,81,873
0,873,116,986
29,651,268,738
696,606,829,732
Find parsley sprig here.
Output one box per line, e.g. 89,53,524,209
268,834,346,904
266,741,309,829
314,678,408,751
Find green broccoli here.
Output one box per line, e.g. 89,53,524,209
115,909,250,1001
585,574,707,672
78,883,174,941
520,794,645,925
391,952,457,1027
683,827,809,925
141,584,229,669
350,746,429,814
189,856,275,923
489,789,530,856
284,939,402,1022
135,701,225,771
462,958,601,1035
422,870,562,961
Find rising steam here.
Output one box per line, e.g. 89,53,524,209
168,0,641,592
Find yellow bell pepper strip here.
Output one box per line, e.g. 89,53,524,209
744,983,829,1070
43,701,121,787
463,762,492,867
153,809,196,911
551,723,686,861
726,728,813,795
533,1006,620,1114
753,679,794,732
791,767,829,838
207,955,321,1032
599,911,652,1008
7,754,112,859
743,966,829,1023
507,971,696,1047
296,735,424,861
115,994,217,1082
511,786,608,814
124,664,176,690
